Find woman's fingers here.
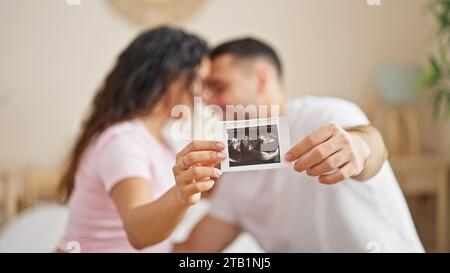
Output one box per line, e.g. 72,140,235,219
175,151,226,172
172,141,225,207
175,179,216,206
172,141,226,176
177,140,225,160
176,166,222,184
182,179,215,197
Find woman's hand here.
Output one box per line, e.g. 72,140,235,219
172,140,226,207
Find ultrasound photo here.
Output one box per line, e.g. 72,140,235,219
227,124,281,167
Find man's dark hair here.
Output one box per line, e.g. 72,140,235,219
210,38,283,77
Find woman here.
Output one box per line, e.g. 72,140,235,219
58,27,226,252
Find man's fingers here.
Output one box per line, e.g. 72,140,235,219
177,140,225,160
318,162,354,184
306,150,350,177
293,137,341,172
176,166,222,184
285,124,338,162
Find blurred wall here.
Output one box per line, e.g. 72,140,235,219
0,0,436,169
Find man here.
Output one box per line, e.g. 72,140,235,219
175,38,423,252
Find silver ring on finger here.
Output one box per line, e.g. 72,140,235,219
181,156,189,170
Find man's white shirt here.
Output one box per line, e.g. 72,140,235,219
208,96,424,253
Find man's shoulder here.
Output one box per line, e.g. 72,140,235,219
286,95,361,115
285,95,369,135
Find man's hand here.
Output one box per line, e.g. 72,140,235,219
285,124,379,184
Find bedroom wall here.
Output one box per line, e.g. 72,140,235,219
0,0,437,169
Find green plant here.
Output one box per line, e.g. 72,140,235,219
421,0,450,119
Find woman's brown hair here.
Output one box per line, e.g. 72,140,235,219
59,26,208,202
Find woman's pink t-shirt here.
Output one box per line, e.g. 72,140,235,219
59,119,176,252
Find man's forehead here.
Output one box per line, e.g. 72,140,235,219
211,54,238,72
211,53,261,78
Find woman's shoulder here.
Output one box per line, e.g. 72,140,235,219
93,119,150,153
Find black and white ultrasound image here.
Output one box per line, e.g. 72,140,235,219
227,124,281,167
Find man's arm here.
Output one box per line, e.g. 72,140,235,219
173,214,241,253
285,124,387,184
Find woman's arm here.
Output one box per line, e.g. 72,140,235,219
111,140,226,250
111,179,189,249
